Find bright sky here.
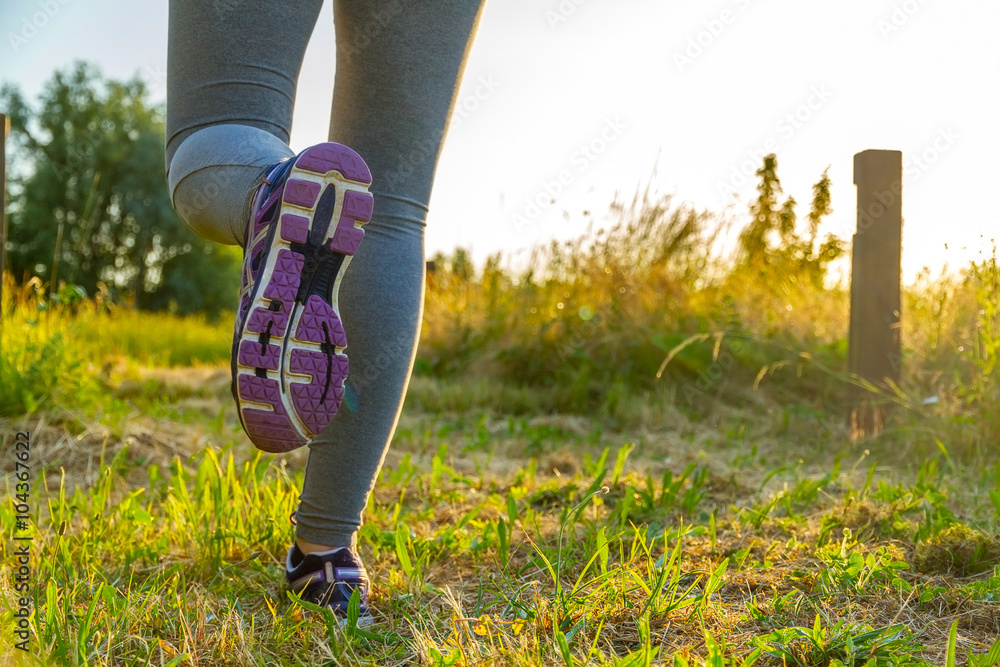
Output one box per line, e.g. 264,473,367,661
3,0,998,282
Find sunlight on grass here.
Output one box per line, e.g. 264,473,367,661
73,308,233,367
1,436,999,665
3,195,1000,664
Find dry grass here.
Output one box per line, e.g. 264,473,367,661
3,363,999,665
3,186,1000,664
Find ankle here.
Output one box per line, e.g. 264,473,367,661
296,537,347,555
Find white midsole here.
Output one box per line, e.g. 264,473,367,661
236,162,370,440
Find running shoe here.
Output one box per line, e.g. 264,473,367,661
232,143,373,452
285,543,374,625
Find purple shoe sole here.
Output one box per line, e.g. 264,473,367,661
234,143,373,452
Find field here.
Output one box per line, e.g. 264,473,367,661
2,192,1000,666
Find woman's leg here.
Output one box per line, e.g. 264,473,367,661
166,0,486,555
167,0,377,453
294,0,486,551
165,0,323,244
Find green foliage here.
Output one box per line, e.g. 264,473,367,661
951,248,1000,446
71,307,233,366
964,623,1000,667
946,618,1000,667
737,153,843,289
423,184,850,421
737,155,843,288
0,272,234,420
0,278,99,415
3,374,1000,664
416,157,1000,459
606,461,711,527
899,247,1000,454
752,617,924,667
140,239,242,317
4,121,1000,663
0,320,82,416
1,60,240,315
815,545,910,597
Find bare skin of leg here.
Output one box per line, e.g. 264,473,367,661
296,538,339,554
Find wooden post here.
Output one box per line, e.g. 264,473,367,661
0,113,8,322
849,149,903,438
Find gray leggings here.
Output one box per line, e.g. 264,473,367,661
166,0,485,548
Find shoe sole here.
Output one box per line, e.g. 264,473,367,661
234,143,373,452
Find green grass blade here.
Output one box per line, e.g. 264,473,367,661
947,619,959,667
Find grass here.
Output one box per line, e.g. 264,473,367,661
2,390,999,665
2,188,1000,664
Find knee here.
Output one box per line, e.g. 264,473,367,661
172,173,238,245
171,166,262,246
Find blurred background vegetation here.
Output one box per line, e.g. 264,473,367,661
1,61,240,316
3,62,999,457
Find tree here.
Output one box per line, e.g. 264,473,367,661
739,154,795,270
736,154,843,287
799,167,843,288
1,61,239,314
